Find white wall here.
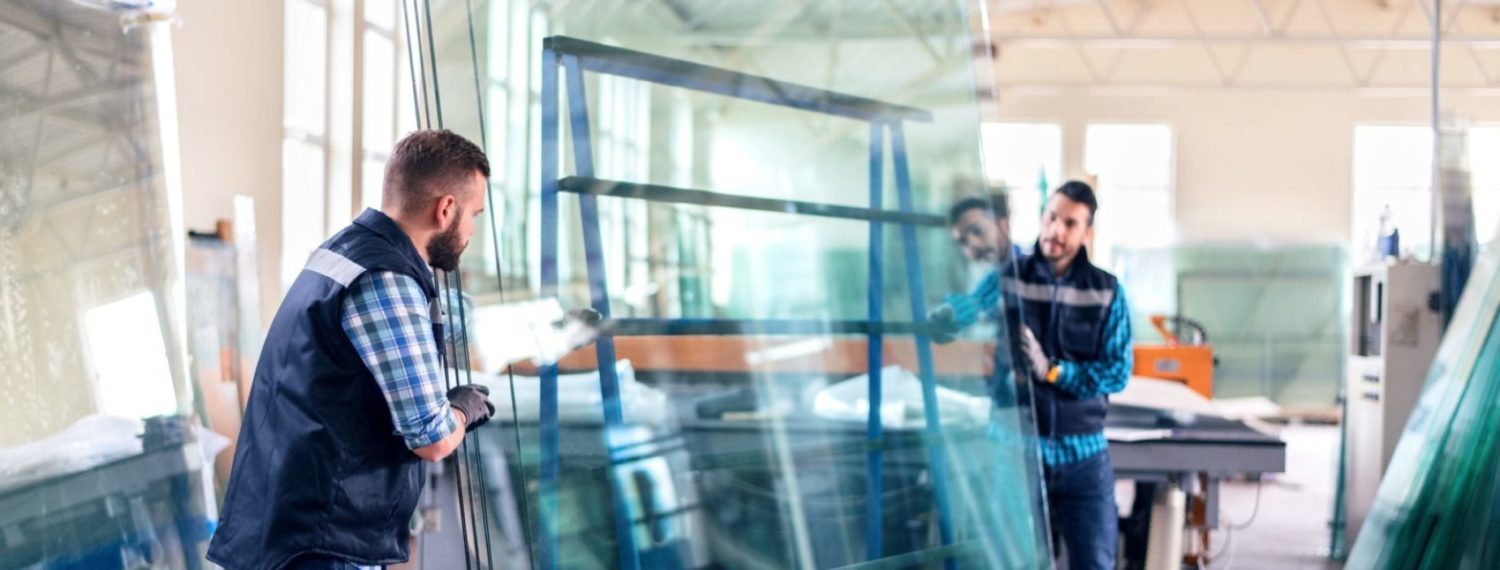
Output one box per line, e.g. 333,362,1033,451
995,90,1500,246
172,0,284,325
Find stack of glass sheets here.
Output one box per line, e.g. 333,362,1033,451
1349,240,1500,567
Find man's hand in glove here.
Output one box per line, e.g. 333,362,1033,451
927,294,980,344
563,307,604,327
927,304,959,344
446,384,495,430
1019,327,1054,383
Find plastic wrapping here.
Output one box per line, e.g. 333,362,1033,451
0,415,144,493
812,365,992,428
473,360,670,426
469,298,603,370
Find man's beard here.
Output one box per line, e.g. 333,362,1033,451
973,247,997,264
1041,238,1077,265
427,216,465,271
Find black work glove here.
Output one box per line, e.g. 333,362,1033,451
562,307,604,327
447,384,495,430
927,304,961,344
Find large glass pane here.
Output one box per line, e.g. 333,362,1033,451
400,0,1051,567
0,1,210,567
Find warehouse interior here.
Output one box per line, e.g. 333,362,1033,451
3,0,1500,568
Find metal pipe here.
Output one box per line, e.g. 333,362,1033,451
1432,0,1442,262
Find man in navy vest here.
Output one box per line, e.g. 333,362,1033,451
934,181,1131,569
208,130,496,570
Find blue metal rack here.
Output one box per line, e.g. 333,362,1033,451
538,36,956,570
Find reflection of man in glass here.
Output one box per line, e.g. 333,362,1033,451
928,192,1022,345
209,130,496,570
950,192,1023,268
936,181,1132,569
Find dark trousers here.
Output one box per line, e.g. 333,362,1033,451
1045,451,1118,570
285,554,381,570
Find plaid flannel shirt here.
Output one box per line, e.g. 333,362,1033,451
340,271,459,450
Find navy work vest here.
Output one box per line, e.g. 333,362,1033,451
1004,244,1118,438
208,209,444,570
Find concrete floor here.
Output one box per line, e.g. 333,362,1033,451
1207,423,1344,570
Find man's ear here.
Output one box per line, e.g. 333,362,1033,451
435,194,457,228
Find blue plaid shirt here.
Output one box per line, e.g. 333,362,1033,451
340,271,459,450
949,270,1132,466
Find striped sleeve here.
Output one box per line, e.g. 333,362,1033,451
341,271,459,450
1055,283,1133,399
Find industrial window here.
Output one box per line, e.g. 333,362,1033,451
360,0,404,212
1351,125,1434,262
596,74,652,310
979,122,1063,250
282,0,418,291
521,7,551,289
1351,125,1500,263
83,292,178,419
280,0,330,291
1084,123,1175,268
1465,127,1500,249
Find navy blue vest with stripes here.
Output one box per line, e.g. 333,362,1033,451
1005,244,1118,439
208,209,443,570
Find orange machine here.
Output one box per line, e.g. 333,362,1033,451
1132,315,1215,399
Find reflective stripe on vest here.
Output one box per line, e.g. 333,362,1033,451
306,248,366,287
1001,278,1115,307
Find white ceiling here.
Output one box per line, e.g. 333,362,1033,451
986,0,1500,90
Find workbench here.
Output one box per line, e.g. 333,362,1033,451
1108,402,1286,568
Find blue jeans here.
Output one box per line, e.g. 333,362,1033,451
1045,451,1118,570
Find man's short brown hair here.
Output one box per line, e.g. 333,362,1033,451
948,190,1011,226
382,129,490,214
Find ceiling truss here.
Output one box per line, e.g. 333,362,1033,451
991,0,1500,91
